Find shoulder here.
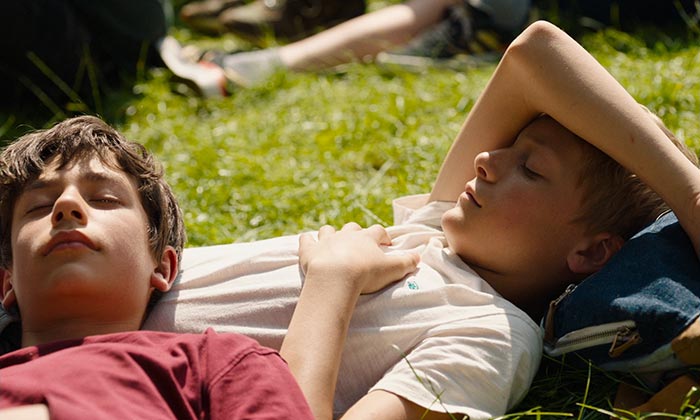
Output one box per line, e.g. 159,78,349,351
84,329,274,365
371,312,542,418
198,328,279,362
92,330,289,388
123,329,275,358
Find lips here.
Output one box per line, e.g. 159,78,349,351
42,231,97,256
466,192,482,208
464,184,482,208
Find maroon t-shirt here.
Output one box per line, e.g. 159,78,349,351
0,329,312,419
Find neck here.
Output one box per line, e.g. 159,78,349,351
21,318,140,347
469,264,563,322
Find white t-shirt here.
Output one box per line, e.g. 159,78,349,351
144,195,542,419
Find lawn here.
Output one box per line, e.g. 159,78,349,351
1,1,699,418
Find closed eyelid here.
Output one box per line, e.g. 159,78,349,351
16,188,54,209
520,136,562,169
18,184,128,215
516,150,548,181
515,141,550,171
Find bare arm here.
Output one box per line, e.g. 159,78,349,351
280,223,419,420
341,390,454,420
284,225,462,419
430,21,700,254
0,405,50,420
279,0,459,71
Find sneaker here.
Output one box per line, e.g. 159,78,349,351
156,36,230,98
219,0,365,43
171,43,273,89
180,0,246,35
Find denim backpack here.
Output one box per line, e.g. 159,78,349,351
542,211,700,381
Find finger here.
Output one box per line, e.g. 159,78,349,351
381,253,421,280
298,232,315,258
341,222,362,231
298,232,317,275
366,224,392,246
298,232,315,251
318,225,336,239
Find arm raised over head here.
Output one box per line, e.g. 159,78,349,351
430,20,700,255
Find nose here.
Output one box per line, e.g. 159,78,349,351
474,151,499,182
52,188,87,227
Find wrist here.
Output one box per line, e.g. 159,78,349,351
303,264,366,296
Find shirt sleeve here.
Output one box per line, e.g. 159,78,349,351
369,313,542,419
205,333,313,419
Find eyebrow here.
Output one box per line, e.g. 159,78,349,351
24,170,131,193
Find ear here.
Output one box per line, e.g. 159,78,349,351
1,268,17,311
150,246,179,292
567,232,624,275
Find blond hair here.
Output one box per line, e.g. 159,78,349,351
572,108,698,239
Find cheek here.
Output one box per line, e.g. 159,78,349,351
12,219,43,259
498,186,556,227
107,211,154,265
8,223,43,296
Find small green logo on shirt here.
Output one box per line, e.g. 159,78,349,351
407,280,419,290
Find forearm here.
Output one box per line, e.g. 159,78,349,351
287,225,419,419
280,268,360,420
429,23,545,201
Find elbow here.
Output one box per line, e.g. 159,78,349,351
503,20,567,65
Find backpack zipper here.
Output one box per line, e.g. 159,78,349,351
543,283,642,358
543,283,578,344
544,320,640,357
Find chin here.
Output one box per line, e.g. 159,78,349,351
440,206,463,232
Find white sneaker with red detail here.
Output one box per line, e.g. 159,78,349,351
156,36,229,98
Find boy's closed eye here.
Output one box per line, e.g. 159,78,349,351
89,196,122,207
18,193,56,216
18,190,124,218
26,204,53,215
518,151,549,180
520,162,542,180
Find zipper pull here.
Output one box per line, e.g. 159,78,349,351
609,327,642,358
544,283,577,344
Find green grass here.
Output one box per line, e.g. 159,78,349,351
1,4,700,418
117,61,482,244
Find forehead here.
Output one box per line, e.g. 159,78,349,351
27,154,135,191
516,116,586,170
45,152,119,175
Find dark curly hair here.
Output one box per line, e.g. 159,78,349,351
0,115,186,279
